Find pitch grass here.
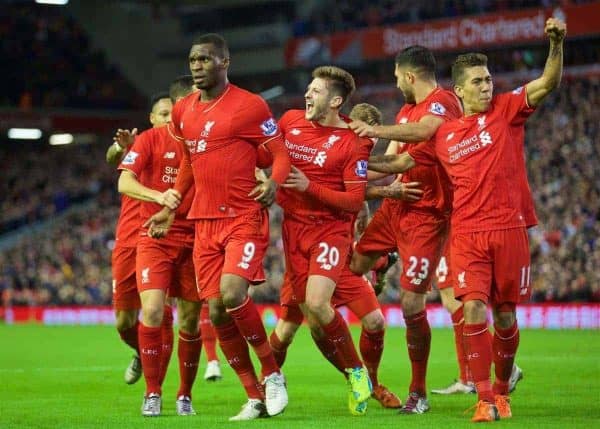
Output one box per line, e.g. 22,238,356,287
0,326,598,429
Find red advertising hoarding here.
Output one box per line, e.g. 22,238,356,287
286,2,600,66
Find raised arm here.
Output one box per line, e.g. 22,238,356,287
368,152,416,175
525,17,566,108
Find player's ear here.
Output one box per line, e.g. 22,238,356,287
220,57,230,69
454,84,463,99
330,95,343,110
149,112,155,126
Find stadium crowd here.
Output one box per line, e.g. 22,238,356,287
0,3,142,110
0,77,597,306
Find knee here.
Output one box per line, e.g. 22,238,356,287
493,306,516,329
400,291,426,316
141,303,164,327
463,299,487,323
208,299,229,326
362,311,385,332
304,296,329,319
276,320,299,344
115,310,137,331
220,284,247,309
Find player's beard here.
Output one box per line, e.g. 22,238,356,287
306,102,326,122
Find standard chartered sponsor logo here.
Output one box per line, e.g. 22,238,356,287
447,131,493,162
285,139,318,162
162,166,179,184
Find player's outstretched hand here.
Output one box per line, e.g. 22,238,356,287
387,181,423,201
349,119,376,138
545,17,566,43
156,188,182,210
249,177,277,206
282,166,310,192
143,207,175,238
113,128,138,149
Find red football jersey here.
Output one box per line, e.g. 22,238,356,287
114,194,140,248
171,84,284,219
118,123,194,243
391,87,462,215
276,109,372,220
409,86,536,233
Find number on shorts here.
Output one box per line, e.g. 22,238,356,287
406,256,430,281
237,242,256,270
316,242,340,271
436,256,448,283
519,265,531,295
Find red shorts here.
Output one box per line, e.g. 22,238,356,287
111,244,141,311
283,217,353,303
136,236,199,302
451,227,531,305
194,210,269,301
435,236,452,290
356,203,449,294
279,264,380,322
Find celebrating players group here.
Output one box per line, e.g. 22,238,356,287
108,17,566,423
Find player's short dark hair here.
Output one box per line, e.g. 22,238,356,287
312,66,356,106
192,33,229,59
395,46,436,80
169,75,195,102
349,103,382,126
149,92,170,111
452,53,488,85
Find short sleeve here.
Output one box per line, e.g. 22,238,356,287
118,130,152,176
495,87,536,126
343,136,372,183
235,95,282,146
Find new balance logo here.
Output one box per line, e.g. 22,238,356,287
163,152,175,159
141,267,150,284
290,128,301,135
446,132,455,141
313,151,327,167
479,130,492,146
201,120,215,137
237,261,250,270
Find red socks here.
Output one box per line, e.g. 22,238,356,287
492,322,519,395
312,330,346,375
404,310,431,395
158,306,174,385
215,320,263,400
359,328,385,387
199,303,219,362
138,323,162,396
177,330,202,398
269,330,291,368
118,320,139,354
322,310,362,369
463,322,494,403
451,306,471,383
227,297,280,377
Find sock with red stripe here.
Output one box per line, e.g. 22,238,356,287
215,319,263,400
138,323,162,396
158,305,174,385
492,321,519,395
177,330,202,398
227,297,280,378
269,330,291,368
359,328,385,387
404,310,431,396
451,306,471,383
199,304,219,362
322,309,362,369
463,322,494,403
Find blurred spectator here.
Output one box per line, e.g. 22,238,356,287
0,3,143,110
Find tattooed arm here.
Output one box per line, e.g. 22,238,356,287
526,17,566,107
